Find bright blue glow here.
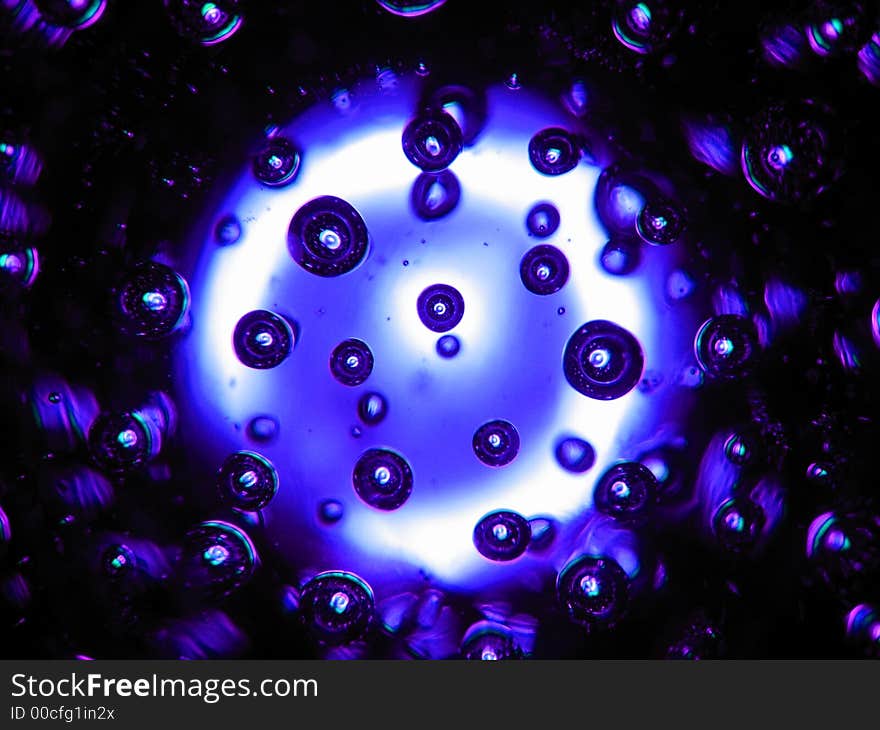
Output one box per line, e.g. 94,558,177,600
176,75,699,595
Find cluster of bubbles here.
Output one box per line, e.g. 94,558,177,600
2,0,877,662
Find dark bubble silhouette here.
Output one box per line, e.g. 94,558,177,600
402,110,462,172
473,510,531,561
425,84,487,146
593,462,658,522
329,338,374,386
417,283,464,332
564,320,644,400
526,202,560,238
246,415,278,443
411,170,461,220
528,127,580,176
288,196,370,277
694,314,757,379
599,237,641,276
557,555,629,629
352,448,413,510
318,499,344,524
555,437,596,473
520,245,569,296
214,214,242,245
114,262,189,339
357,392,388,426
299,571,374,645
611,0,682,55
435,334,461,358
217,451,279,511
473,419,520,467
233,310,294,369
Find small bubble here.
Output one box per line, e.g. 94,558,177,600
183,520,256,597
564,320,644,400
411,170,461,220
319,499,344,524
525,202,560,238
520,245,569,296
636,198,686,245
473,510,530,561
417,283,464,332
358,392,388,425
102,543,135,577
599,237,641,276
246,415,278,443
436,334,461,358
557,555,629,628
300,571,374,645
288,196,369,278
330,338,374,386
712,498,765,552
555,437,596,473
594,462,658,522
352,448,413,510
217,451,278,511
165,0,242,45
233,310,294,369
402,111,462,172
528,128,580,176
115,262,189,339
214,214,242,245
473,420,520,467
695,315,757,379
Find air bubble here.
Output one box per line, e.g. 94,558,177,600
319,499,344,524
402,110,462,172
611,0,680,54
34,0,106,29
417,283,464,332
473,419,520,468
165,0,242,46
253,136,300,186
528,128,580,176
636,198,686,245
88,412,161,472
182,520,256,597
461,621,522,660
724,432,754,465
288,196,370,277
233,310,294,369
520,245,569,296
300,571,374,645
246,415,278,443
411,170,461,220
555,437,596,473
563,320,644,400
115,262,189,339
0,239,38,290
217,451,278,511
711,497,765,552
473,510,531,561
376,0,446,17
593,462,658,522
214,214,242,245
526,202,560,238
102,544,135,578
329,338,374,386
694,315,757,379
599,237,640,276
436,334,461,358
741,102,838,203
358,392,388,425
557,555,629,629
352,448,413,510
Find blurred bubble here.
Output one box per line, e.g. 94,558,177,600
555,437,596,473
525,202,560,238
411,171,461,220
33,0,106,29
319,499,344,524
599,236,641,276
435,334,461,358
358,392,389,426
